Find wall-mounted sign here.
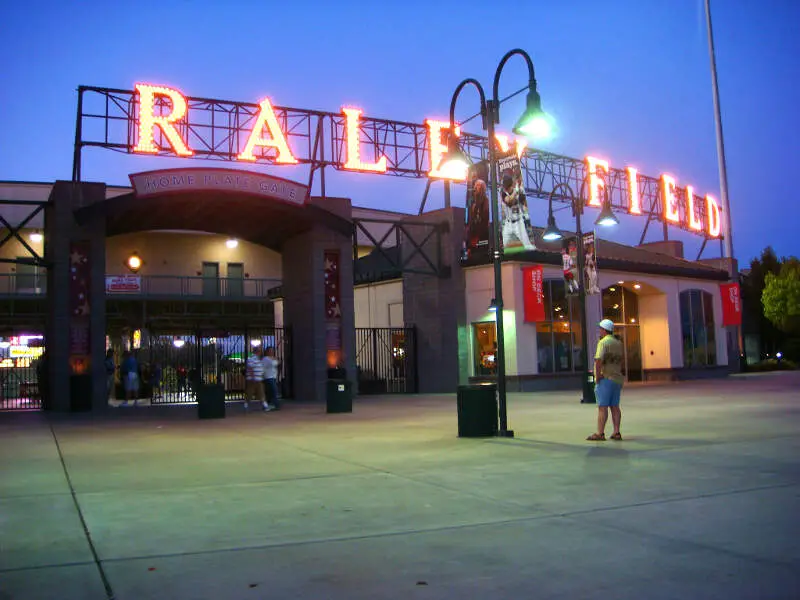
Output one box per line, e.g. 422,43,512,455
105,275,141,293
129,168,309,205
720,282,742,326
522,266,545,323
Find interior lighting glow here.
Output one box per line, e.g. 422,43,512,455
238,98,298,164
134,84,193,156
173,339,185,348
626,167,642,215
250,339,262,347
706,194,721,237
586,156,609,207
633,283,642,290
30,232,43,243
126,254,142,273
686,186,703,231
662,174,680,223
342,107,387,173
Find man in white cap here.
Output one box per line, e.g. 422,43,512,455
587,319,625,441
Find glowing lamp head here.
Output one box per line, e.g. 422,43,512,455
512,88,554,141
172,339,185,348
595,203,620,227
541,213,563,242
30,232,43,243
126,254,142,273
488,298,498,312
776,352,783,360
438,137,470,180
226,238,238,249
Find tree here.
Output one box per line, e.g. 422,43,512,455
741,247,783,354
763,259,800,335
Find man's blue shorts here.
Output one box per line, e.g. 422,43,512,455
595,378,622,407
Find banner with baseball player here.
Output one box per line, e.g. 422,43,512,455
462,160,491,261
496,150,536,254
561,237,580,296
583,231,600,295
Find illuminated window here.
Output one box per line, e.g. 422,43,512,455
472,322,498,376
536,280,583,374
680,290,717,367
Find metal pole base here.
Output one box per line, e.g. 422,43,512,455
580,398,596,404
495,429,515,438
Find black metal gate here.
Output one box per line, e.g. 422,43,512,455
0,334,45,411
136,327,292,405
355,327,416,394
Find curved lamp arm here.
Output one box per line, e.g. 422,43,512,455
492,48,536,124
449,78,488,136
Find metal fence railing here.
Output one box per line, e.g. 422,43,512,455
0,273,281,299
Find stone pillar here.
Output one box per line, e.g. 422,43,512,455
402,207,468,392
45,181,107,412
281,199,355,403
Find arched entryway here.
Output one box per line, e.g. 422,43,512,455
601,283,643,381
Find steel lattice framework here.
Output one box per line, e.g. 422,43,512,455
73,86,720,243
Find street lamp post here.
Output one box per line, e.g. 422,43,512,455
543,181,618,404
441,48,552,437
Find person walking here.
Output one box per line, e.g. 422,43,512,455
245,347,272,412
104,349,116,402
587,319,625,441
262,346,281,411
120,350,140,406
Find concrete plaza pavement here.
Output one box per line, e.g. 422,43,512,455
1,372,799,599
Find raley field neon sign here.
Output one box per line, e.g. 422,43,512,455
131,83,722,238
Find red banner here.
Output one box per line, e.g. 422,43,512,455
522,265,546,322
720,282,742,326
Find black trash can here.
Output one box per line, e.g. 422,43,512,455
326,379,352,414
197,383,225,419
456,384,498,437
69,374,93,413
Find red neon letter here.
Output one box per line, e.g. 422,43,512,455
586,156,609,207
134,84,193,156
426,119,464,179
495,134,528,158
238,98,297,164
342,107,387,173
686,186,703,231
626,167,642,215
706,194,721,237
661,174,680,223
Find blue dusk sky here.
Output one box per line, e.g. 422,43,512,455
1,0,797,265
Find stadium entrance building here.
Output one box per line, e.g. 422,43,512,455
0,82,742,412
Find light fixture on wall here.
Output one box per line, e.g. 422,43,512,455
633,283,642,290
173,338,185,348
30,231,43,243
250,339,262,347
488,298,498,312
126,253,142,273
226,238,238,249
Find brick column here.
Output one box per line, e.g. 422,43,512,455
401,207,468,392
281,199,354,402
45,181,107,412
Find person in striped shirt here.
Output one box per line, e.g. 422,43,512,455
245,347,272,412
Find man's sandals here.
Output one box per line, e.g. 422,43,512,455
586,432,623,441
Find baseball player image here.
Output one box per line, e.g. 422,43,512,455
500,171,536,252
